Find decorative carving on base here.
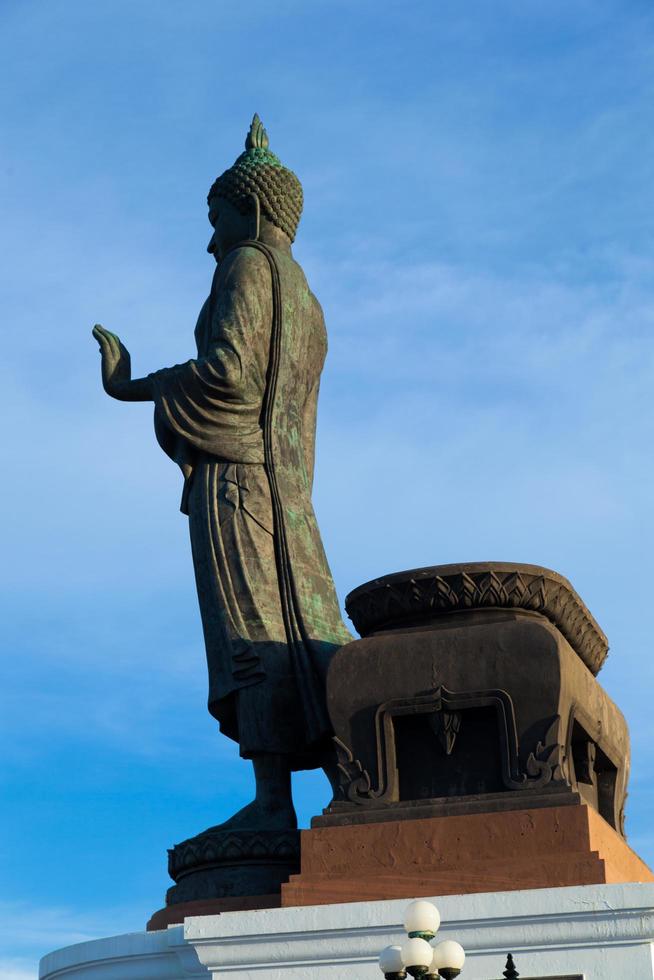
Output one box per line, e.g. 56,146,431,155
166,828,300,905
524,715,564,785
429,708,462,755
345,562,608,676
334,687,564,807
333,737,374,803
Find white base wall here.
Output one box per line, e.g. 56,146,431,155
40,882,654,980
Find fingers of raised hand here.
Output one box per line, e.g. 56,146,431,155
93,324,114,344
93,330,112,356
105,333,121,359
92,324,123,358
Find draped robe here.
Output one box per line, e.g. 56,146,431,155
149,243,352,768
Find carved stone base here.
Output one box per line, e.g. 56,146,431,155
281,804,654,907
164,828,300,906
328,565,629,835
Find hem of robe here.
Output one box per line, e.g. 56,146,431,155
208,690,332,772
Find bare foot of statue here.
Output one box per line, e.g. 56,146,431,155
205,754,298,833
208,797,298,832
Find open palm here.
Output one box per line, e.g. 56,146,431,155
92,324,132,397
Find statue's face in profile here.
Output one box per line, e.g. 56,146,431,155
207,198,250,262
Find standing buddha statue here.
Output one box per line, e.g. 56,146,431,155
92,115,352,831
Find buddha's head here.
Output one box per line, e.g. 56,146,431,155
207,115,303,260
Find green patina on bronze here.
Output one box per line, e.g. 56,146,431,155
93,115,351,836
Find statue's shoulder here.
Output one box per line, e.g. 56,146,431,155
220,243,272,278
213,246,271,308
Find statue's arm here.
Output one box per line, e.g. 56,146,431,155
111,376,153,401
204,247,271,377
92,249,270,423
138,250,272,453
150,249,269,393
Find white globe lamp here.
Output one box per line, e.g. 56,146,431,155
379,945,406,978
403,900,441,940
401,936,436,978
431,939,466,979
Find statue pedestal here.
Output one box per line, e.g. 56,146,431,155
289,562,648,907
282,803,653,907
146,563,646,931
146,828,299,930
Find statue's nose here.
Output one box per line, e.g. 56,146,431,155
207,234,216,254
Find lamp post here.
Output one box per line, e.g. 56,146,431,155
378,901,521,979
378,901,466,979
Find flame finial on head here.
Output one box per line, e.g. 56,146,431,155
245,114,270,152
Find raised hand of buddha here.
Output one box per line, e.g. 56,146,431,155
92,324,154,402
92,324,132,399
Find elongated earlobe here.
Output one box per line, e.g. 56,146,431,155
248,194,261,241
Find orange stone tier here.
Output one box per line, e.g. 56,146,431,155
281,803,654,907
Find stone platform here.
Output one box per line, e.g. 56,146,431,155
40,883,654,979
282,802,653,907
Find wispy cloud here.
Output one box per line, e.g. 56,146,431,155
0,900,144,980
0,961,37,980
309,248,654,582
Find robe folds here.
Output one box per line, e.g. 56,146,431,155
150,243,352,768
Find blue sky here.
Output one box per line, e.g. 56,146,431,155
2,1,654,977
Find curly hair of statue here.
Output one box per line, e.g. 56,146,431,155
207,114,303,242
